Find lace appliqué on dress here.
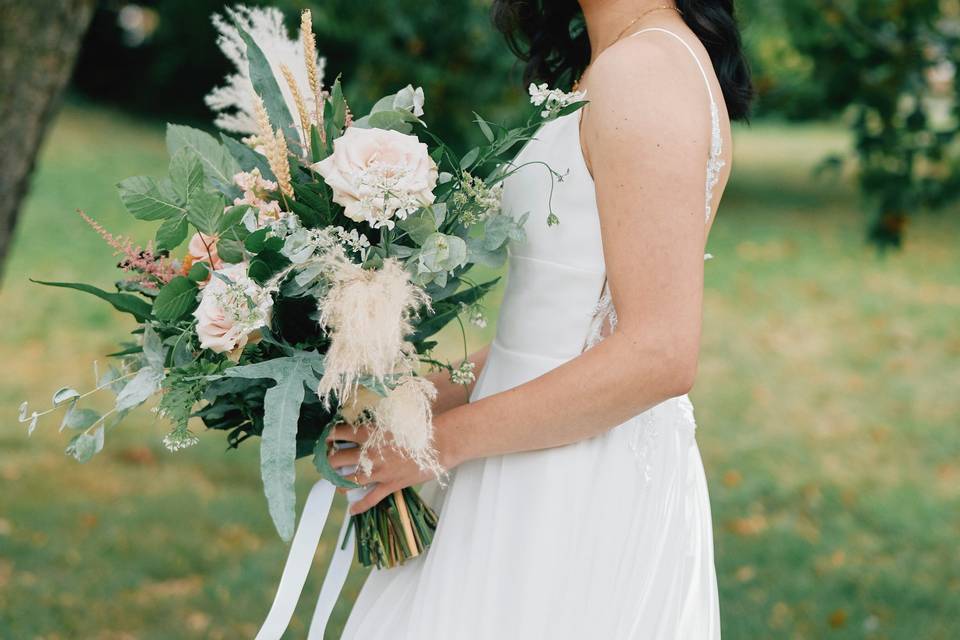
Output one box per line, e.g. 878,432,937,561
705,100,725,223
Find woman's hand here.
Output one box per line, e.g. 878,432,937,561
326,422,458,515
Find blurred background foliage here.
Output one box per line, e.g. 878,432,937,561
71,0,960,247
1,1,959,639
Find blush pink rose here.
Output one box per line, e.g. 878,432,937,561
193,263,272,359
311,127,438,229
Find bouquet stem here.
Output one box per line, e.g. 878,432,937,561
350,486,438,569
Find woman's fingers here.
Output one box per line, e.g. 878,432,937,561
327,446,360,470
350,482,398,515
327,423,368,445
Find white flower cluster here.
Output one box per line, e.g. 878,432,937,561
354,161,430,229
162,428,201,452
528,83,587,119
450,360,476,386
334,226,372,255
461,302,487,328
451,171,503,226
282,224,371,264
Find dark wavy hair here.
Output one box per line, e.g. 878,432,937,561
491,0,753,120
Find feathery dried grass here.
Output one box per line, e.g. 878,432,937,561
280,63,311,144
367,375,441,477
300,9,324,125
317,256,429,406
252,94,294,200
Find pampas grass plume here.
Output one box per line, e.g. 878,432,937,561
317,256,429,405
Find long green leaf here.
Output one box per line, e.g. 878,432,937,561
32,280,152,322
224,353,325,540
221,133,276,180
236,27,298,145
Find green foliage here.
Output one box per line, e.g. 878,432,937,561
166,124,241,196
152,276,198,322
235,24,298,145
223,353,327,540
30,279,154,322
759,1,960,247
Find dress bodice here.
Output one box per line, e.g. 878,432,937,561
494,112,608,362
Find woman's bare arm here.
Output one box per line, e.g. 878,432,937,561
426,345,490,414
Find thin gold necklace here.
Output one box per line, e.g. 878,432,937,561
573,5,682,91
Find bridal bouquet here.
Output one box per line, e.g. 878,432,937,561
19,5,584,576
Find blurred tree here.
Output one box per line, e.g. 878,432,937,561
737,0,832,119
782,0,960,247
0,0,97,280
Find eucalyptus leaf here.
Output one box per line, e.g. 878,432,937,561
61,406,101,431
367,110,414,134
142,324,166,371
66,427,104,463
115,366,163,412
224,353,326,540
52,387,80,407
466,236,508,268
397,208,439,245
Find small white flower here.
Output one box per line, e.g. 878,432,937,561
393,84,425,117
162,428,200,452
528,83,586,119
450,360,476,386
461,302,487,328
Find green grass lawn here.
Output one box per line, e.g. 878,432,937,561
1,102,958,639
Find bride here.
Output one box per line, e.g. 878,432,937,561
331,1,752,637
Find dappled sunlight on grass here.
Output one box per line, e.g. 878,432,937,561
1,105,957,638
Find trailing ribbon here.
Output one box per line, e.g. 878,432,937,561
255,469,368,640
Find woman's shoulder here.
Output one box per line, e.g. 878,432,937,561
581,30,714,150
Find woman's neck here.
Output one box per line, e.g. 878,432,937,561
579,0,680,63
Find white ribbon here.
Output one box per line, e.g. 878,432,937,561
256,462,368,640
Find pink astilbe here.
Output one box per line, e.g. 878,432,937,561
77,210,177,284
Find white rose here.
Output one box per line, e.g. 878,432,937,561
311,127,438,229
193,263,272,358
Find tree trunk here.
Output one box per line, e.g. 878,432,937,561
0,0,96,283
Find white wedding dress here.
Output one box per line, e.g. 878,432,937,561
343,29,722,639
